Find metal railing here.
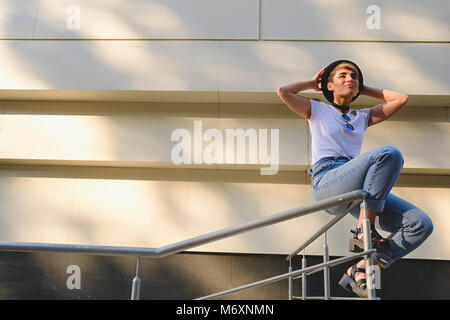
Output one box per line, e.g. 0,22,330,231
196,192,378,301
0,189,376,300
286,198,375,300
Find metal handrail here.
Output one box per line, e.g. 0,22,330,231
284,191,378,301
0,190,367,258
0,189,369,300
196,249,375,300
196,193,373,300
286,199,362,261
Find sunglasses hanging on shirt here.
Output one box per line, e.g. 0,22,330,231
341,113,355,131
332,103,354,132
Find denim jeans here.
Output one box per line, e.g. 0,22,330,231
308,145,433,268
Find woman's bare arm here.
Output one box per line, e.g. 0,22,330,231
277,68,325,120
361,85,409,127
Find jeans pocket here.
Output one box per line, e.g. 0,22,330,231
318,160,335,172
311,160,335,187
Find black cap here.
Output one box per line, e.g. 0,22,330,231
319,60,364,104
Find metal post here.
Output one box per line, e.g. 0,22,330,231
362,199,376,300
131,256,141,300
302,252,307,300
288,259,292,300
323,231,330,300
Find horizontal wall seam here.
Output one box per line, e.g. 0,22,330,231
0,161,448,177
0,39,449,44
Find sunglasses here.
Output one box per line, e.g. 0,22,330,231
342,113,354,131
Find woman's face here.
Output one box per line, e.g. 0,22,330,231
326,67,359,99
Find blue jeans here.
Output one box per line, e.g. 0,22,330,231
308,145,433,268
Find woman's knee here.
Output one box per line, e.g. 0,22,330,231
419,213,434,239
378,145,404,167
407,210,434,239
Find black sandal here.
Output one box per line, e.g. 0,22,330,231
349,225,389,253
338,263,367,298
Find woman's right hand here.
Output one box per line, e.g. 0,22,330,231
311,67,326,92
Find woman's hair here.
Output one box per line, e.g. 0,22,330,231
327,62,360,83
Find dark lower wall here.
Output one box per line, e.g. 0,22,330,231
0,251,448,300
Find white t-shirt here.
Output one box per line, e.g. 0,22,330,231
308,100,371,165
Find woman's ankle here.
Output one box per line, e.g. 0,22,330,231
356,259,366,269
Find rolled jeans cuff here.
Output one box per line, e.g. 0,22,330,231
360,198,385,213
373,252,394,269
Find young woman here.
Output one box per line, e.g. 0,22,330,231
277,60,433,298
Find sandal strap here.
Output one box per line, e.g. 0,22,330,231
351,225,387,243
370,225,384,240
350,264,366,277
350,226,363,236
348,264,367,289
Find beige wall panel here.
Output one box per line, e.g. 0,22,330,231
31,0,259,40
388,106,448,122
217,115,308,171
0,101,221,164
0,166,446,260
0,166,76,243
262,0,382,41
0,101,5,134
4,0,449,42
219,41,450,96
0,40,220,91
361,111,450,171
379,0,450,42
0,40,448,96
262,0,449,42
0,102,447,175
0,166,192,247
185,170,312,254
144,0,259,39
34,0,148,39
0,0,39,39
68,169,191,247
422,175,450,259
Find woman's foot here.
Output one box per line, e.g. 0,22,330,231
347,259,366,283
349,225,389,253
338,260,367,298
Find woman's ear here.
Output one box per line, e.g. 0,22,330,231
327,82,334,92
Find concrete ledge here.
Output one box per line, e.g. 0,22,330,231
0,159,448,176
0,90,449,107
